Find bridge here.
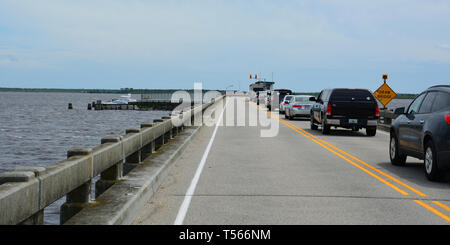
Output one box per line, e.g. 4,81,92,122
1,95,449,225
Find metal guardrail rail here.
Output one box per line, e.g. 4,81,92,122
0,96,223,225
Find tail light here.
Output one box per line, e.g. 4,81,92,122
445,115,450,125
293,105,303,109
375,105,380,117
326,104,332,116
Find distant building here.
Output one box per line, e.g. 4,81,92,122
249,81,275,93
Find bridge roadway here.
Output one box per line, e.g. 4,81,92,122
133,96,450,225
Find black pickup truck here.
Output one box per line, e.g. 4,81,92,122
310,88,379,136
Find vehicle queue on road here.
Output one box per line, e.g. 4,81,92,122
252,85,450,182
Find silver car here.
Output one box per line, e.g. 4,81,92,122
279,95,294,114
285,95,315,120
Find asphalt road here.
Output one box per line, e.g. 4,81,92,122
133,96,450,225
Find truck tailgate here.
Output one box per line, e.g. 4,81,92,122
331,101,376,118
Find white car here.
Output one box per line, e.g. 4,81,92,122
279,95,294,114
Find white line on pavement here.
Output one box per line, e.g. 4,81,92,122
174,99,229,225
378,130,390,136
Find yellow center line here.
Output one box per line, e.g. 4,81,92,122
253,103,409,196
415,200,450,222
281,117,428,197
259,103,426,196
250,102,450,222
432,201,450,213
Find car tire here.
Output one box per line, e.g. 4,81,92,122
366,127,377,136
424,140,441,181
311,116,318,130
390,134,407,166
322,118,330,135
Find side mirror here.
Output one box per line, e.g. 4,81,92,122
394,107,405,115
309,97,317,102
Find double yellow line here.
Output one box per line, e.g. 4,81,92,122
252,102,450,223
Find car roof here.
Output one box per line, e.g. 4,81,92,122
427,85,450,92
274,89,293,92
331,88,371,91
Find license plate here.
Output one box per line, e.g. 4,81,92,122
349,119,358,124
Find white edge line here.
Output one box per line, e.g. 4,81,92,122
173,99,229,225
378,130,390,136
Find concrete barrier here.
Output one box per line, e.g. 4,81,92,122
378,109,398,132
0,96,224,225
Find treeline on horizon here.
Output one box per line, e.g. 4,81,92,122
0,87,224,94
0,87,418,99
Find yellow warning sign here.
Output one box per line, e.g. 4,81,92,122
373,82,397,107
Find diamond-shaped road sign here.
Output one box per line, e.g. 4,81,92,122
373,82,397,107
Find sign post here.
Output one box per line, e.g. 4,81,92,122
373,74,397,110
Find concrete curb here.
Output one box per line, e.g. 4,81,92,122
65,126,202,225
378,123,391,133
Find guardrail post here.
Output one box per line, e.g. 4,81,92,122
13,167,46,225
0,171,41,225
60,148,92,224
191,106,195,125
162,116,173,141
153,119,164,150
95,136,123,198
140,123,155,159
124,129,141,175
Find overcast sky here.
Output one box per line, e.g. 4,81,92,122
0,0,449,93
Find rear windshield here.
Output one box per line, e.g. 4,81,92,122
295,97,310,102
330,89,374,102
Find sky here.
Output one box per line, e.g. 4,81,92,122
0,0,449,93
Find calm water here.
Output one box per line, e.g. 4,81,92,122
385,98,413,110
0,92,170,224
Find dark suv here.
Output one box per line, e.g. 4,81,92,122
390,85,450,181
310,88,379,136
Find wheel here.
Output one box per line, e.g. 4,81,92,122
321,118,330,135
268,106,271,111
366,127,377,136
311,116,318,130
424,140,441,181
286,110,292,120
390,134,407,166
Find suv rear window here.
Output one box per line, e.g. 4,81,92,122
295,97,310,102
330,89,374,102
